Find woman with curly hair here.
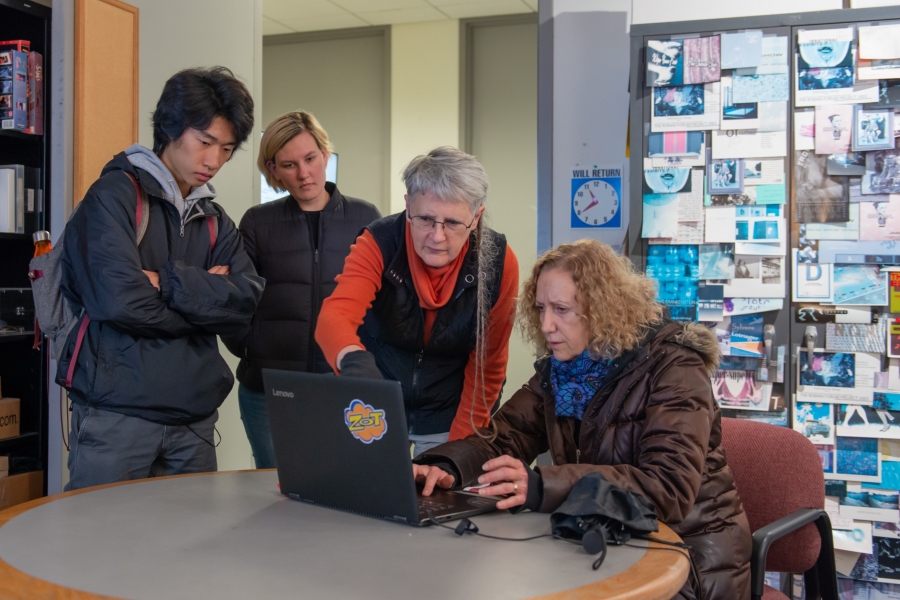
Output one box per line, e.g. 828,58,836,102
413,239,751,600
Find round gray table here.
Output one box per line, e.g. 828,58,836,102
0,470,689,599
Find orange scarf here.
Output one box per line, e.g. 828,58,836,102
405,221,469,342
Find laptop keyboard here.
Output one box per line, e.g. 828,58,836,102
417,497,454,513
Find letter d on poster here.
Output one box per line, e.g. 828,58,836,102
792,249,834,302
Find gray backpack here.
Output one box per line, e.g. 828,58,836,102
28,173,149,363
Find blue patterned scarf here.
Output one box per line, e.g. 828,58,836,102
550,349,611,420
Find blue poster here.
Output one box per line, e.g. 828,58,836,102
646,245,699,322
730,314,763,357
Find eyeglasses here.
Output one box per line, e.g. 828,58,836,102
409,213,477,234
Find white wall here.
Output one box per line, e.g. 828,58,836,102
547,0,632,250
263,31,390,214
390,20,460,213
50,0,76,495
468,19,539,402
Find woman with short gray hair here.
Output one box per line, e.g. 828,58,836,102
316,146,519,456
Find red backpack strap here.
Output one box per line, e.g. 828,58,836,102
65,173,145,386
207,215,218,250
63,314,91,388
125,172,150,244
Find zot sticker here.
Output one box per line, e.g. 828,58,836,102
344,399,387,444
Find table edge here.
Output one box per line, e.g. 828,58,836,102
0,470,268,600
0,470,689,600
528,524,690,600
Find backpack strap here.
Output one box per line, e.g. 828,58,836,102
65,173,145,388
63,313,90,388
125,172,150,245
207,215,218,251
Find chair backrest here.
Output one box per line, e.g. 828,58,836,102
720,417,825,574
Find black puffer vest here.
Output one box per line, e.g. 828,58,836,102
359,212,507,435
224,183,380,391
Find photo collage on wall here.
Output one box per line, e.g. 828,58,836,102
644,23,900,594
643,29,788,424
790,24,900,592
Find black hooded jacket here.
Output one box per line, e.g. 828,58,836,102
57,152,265,425
221,183,381,391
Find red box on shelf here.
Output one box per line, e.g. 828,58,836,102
0,40,30,54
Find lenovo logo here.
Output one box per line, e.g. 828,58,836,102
272,390,294,398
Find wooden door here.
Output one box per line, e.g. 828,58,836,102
74,0,139,205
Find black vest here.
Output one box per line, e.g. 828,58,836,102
359,212,507,435
231,184,381,391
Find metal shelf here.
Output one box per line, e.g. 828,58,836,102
0,432,39,449
0,332,34,343
0,129,41,142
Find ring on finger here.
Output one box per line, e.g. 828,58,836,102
513,482,518,493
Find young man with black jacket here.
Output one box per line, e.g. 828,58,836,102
222,111,380,468
59,67,265,490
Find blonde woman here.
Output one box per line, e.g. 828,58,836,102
413,239,751,600
223,111,380,468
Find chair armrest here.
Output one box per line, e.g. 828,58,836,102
750,508,833,599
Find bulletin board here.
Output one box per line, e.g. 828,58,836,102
629,6,900,589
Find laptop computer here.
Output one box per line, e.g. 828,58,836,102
263,369,499,527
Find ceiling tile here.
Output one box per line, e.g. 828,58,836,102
262,16,296,35
434,0,532,18
355,6,449,25
331,0,431,12
278,13,372,32
263,0,350,21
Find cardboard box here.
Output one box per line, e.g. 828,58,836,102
0,471,42,510
0,398,20,440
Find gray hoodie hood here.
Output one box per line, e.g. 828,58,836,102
124,144,217,222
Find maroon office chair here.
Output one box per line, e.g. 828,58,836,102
721,417,839,600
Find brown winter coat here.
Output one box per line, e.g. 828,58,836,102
420,321,751,600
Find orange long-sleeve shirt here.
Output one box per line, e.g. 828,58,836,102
316,226,519,441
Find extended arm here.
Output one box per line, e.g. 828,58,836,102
416,375,551,483
315,230,384,372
